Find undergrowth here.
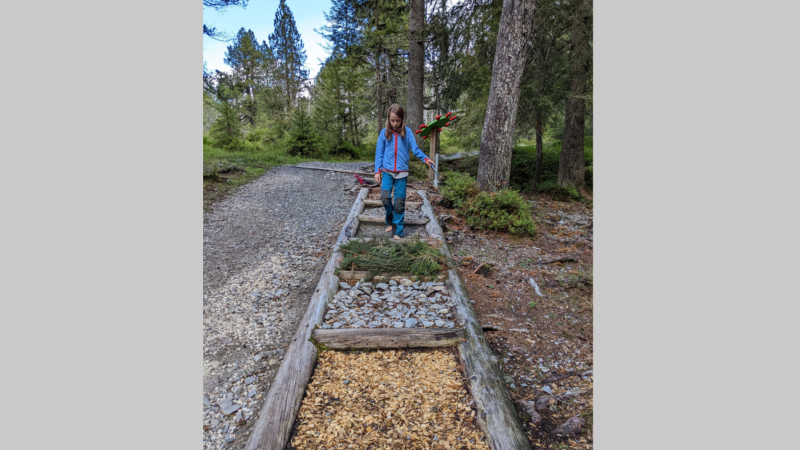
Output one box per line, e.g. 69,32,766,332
441,172,536,236
338,238,449,280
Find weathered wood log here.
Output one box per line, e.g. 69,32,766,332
293,165,374,176
357,215,429,225
312,328,466,349
244,188,368,450
418,190,532,450
363,199,423,208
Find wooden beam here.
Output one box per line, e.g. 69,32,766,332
364,199,423,208
294,165,374,177
357,215,429,225
418,190,532,450
244,188,368,450
343,236,441,247
312,328,466,349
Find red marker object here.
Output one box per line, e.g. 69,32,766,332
439,128,443,132
435,115,441,120
445,112,452,116
444,123,450,127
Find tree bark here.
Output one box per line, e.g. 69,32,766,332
312,328,465,350
557,0,590,187
408,0,425,150
477,0,538,192
533,118,544,189
558,77,586,187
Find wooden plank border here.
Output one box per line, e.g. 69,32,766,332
312,328,466,350
244,188,369,450
418,190,532,450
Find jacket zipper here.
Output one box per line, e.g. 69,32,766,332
393,132,398,171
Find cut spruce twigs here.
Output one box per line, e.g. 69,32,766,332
337,237,449,281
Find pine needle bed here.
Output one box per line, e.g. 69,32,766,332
338,238,450,281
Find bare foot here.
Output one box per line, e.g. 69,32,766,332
393,235,402,240
385,225,392,232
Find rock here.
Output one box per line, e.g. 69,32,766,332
393,321,405,328
224,435,235,443
554,416,585,437
400,278,414,287
343,380,351,385
435,319,445,327
339,282,351,290
422,320,432,327
376,283,389,290
389,280,398,286
253,354,263,362
542,386,552,394
235,410,242,422
245,376,256,385
405,318,418,328
210,418,219,427
232,386,242,395
519,400,542,425
219,399,242,415
535,395,556,410
203,396,210,406
361,287,373,294
250,292,261,298
248,389,256,398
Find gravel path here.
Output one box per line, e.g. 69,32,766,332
202,162,370,449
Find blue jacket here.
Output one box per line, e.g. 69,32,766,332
375,127,431,174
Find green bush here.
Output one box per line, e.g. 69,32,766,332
462,189,536,236
443,155,479,178
440,171,479,208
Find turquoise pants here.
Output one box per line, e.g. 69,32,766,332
380,174,407,237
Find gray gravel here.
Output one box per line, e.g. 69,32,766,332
321,280,459,329
202,162,370,449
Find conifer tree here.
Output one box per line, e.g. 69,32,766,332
224,28,267,124
269,0,309,112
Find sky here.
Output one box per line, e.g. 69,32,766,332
203,0,334,79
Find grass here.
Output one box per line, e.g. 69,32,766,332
337,238,450,280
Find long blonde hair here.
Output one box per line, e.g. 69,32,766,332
384,104,406,139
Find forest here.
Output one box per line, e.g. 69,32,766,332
203,0,592,204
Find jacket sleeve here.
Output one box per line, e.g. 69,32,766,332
374,130,385,174
407,127,432,163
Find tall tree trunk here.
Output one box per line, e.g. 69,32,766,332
558,80,586,186
408,0,425,149
557,0,590,187
476,0,538,192
533,119,544,189
376,51,384,131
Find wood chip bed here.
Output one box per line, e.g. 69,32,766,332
289,349,489,450
321,280,460,330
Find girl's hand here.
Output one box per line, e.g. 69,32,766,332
425,159,435,167
374,173,381,183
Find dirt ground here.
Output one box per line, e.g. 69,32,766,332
430,191,594,449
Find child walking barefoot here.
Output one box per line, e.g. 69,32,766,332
374,104,434,239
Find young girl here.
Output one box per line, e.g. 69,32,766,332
374,104,434,239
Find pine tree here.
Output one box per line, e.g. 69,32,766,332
476,0,538,192
269,0,309,112
317,0,363,57
558,0,592,187
224,28,268,124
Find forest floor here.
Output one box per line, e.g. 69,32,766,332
429,190,594,449
203,162,593,449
